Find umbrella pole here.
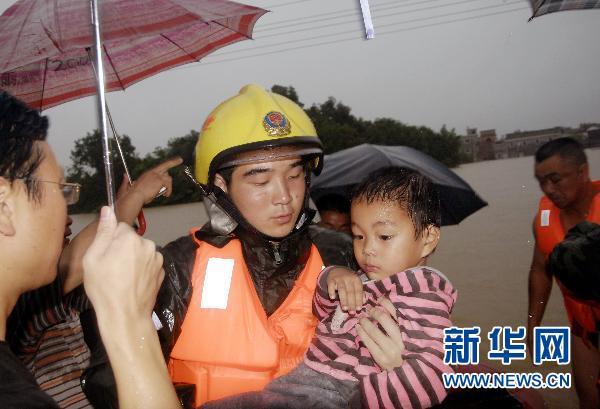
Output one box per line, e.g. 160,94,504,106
90,0,116,208
358,0,375,39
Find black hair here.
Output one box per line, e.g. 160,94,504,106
548,221,600,302
215,166,235,186
351,166,441,238
315,193,350,214
0,91,49,202
535,137,587,166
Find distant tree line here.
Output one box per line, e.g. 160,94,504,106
68,85,465,213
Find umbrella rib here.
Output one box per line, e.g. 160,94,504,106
529,0,548,20
2,0,36,71
41,22,64,53
373,145,396,167
211,19,252,39
1,1,267,110
103,45,125,90
160,34,201,62
40,58,49,111
161,0,260,39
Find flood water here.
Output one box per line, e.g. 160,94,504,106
71,148,600,408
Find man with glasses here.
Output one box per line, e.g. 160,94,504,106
0,90,181,409
7,158,179,408
527,137,600,409
44,181,80,204
7,210,95,409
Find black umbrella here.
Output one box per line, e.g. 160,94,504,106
527,0,600,20
310,144,487,226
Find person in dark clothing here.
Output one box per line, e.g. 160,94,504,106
315,193,351,234
548,221,600,304
0,341,60,409
0,90,62,409
308,223,357,269
6,158,180,409
7,216,93,409
0,91,179,408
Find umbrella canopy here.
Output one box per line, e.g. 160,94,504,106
310,144,487,226
0,0,267,111
528,0,600,19
0,0,266,208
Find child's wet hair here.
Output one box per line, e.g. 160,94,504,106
351,167,441,237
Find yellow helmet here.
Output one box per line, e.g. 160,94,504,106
194,84,323,186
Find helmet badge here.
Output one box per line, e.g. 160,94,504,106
263,111,291,137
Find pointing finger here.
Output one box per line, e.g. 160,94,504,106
154,156,183,174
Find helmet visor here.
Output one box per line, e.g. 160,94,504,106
218,145,322,169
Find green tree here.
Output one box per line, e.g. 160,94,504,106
140,130,202,206
305,97,367,153
304,93,463,166
67,131,140,213
271,85,303,107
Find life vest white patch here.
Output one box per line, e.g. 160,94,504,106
151,311,163,330
540,209,551,227
200,258,234,309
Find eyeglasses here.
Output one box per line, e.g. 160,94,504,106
43,181,80,205
21,179,81,205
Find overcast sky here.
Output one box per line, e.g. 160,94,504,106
1,0,599,167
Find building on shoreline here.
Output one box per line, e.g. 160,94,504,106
461,123,600,162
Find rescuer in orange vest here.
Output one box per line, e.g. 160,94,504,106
149,84,372,406
71,84,404,407
527,137,600,409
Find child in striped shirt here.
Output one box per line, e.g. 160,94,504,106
202,166,457,409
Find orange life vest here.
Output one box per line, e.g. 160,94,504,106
168,231,324,406
534,180,600,335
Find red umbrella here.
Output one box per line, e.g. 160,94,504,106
0,0,266,111
0,0,266,206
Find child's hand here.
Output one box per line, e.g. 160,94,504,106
357,298,405,371
326,267,364,313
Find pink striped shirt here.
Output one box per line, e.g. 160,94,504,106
304,266,457,409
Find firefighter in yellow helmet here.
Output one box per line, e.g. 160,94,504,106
149,84,356,406
194,84,323,187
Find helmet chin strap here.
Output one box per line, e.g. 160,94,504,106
184,165,239,235
298,165,313,228
206,195,238,235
